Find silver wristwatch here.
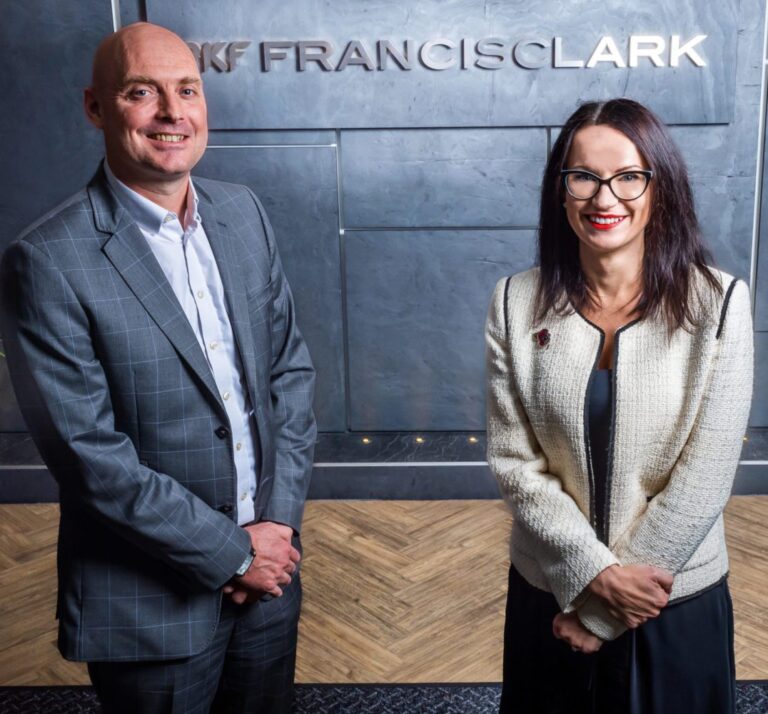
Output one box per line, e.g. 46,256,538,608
234,546,256,577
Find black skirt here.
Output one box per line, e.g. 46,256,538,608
500,369,736,713
499,566,735,714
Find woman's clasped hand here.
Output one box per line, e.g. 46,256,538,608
588,564,673,628
552,564,673,653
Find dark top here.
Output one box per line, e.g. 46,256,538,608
588,368,613,543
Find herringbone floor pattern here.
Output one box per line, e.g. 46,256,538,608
0,499,765,685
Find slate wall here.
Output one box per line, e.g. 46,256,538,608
0,0,764,467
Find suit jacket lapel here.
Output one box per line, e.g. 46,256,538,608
89,170,226,418
197,196,268,452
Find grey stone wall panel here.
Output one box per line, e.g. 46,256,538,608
346,230,536,431
341,128,545,228
751,332,767,427
0,1,111,249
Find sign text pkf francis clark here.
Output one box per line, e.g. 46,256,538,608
188,35,708,73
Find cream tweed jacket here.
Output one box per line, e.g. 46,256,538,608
486,267,753,640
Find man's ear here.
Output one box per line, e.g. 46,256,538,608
84,87,104,129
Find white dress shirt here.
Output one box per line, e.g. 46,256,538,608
105,162,259,525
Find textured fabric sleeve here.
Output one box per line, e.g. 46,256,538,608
486,278,618,613
578,279,754,640
0,239,252,591
250,193,317,534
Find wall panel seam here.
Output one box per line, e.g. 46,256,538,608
335,129,352,432
111,0,121,31
343,226,539,232
750,0,768,307
207,144,337,149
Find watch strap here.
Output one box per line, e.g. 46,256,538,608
234,546,256,578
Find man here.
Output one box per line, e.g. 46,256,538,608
0,22,316,713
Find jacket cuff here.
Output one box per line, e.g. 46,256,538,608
261,498,305,536
210,525,253,590
557,549,620,614
576,594,627,641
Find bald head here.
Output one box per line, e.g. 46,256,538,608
91,23,199,96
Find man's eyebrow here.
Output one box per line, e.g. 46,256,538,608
120,75,156,88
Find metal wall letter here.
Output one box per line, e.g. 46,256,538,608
586,36,627,68
377,40,415,70
512,39,548,69
187,42,203,71
262,41,295,71
298,41,334,70
475,37,506,68
336,40,376,70
204,42,229,71
670,34,707,67
419,39,457,70
226,41,251,70
628,35,666,67
552,37,584,68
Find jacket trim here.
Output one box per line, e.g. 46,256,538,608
716,278,739,340
503,277,511,338
670,572,729,605
604,319,640,545
570,307,642,544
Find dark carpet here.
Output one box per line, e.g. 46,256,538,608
0,682,766,712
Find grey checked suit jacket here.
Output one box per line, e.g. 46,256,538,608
0,165,316,662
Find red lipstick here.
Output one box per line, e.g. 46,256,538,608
586,214,627,231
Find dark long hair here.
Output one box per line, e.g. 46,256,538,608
536,98,721,332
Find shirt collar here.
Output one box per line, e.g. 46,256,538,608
104,160,200,235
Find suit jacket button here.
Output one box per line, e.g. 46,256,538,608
218,504,233,514
215,426,230,439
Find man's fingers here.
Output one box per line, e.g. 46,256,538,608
289,546,301,563
230,590,247,605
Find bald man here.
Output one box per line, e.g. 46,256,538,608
1,22,316,713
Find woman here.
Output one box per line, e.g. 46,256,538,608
485,98,753,713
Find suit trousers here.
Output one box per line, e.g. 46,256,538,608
88,575,301,714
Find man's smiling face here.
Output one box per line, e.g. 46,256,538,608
85,24,208,190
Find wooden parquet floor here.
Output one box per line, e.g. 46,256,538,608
0,498,766,685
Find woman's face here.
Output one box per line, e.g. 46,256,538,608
563,124,652,258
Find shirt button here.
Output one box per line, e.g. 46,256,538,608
197,290,204,299
222,391,230,401
209,341,218,350
236,442,242,451
240,493,248,501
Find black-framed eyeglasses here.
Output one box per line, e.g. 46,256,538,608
561,169,653,201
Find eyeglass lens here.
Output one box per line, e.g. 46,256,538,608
565,172,649,200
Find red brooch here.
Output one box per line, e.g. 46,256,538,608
533,328,550,349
